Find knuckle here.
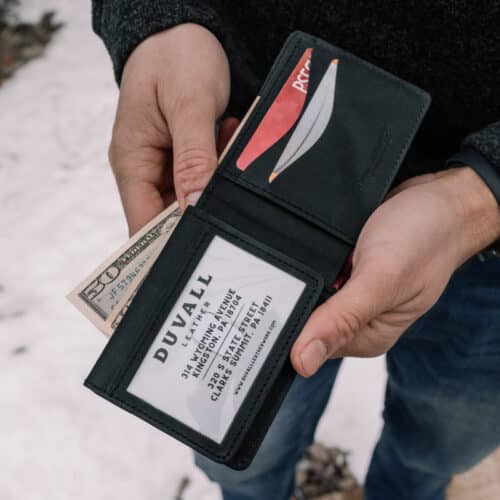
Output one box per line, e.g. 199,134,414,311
175,146,216,172
108,124,128,172
107,141,118,171
175,147,216,189
108,145,125,180
329,309,362,346
107,144,133,187
108,125,142,183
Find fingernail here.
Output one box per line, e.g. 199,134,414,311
186,191,202,207
299,339,328,376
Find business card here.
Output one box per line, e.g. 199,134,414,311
127,236,306,443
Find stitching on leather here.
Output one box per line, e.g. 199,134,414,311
96,208,321,461
377,98,428,204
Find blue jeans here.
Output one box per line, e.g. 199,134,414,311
195,253,500,500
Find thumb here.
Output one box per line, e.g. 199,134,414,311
291,267,390,377
169,98,218,210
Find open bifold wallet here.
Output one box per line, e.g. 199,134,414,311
85,31,430,469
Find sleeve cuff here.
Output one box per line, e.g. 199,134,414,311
462,122,500,172
447,147,500,205
95,1,226,84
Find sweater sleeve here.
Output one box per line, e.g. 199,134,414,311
91,0,226,84
462,121,500,176
447,147,500,206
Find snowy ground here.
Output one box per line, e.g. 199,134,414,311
0,2,386,499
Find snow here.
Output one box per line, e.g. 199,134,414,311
0,2,386,499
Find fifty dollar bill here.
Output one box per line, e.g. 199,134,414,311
67,202,181,336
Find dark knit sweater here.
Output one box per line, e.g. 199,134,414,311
91,0,500,185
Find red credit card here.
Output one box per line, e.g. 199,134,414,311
236,48,312,171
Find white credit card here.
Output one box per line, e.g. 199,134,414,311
127,236,306,443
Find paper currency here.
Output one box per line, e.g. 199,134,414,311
67,97,258,337
67,202,181,336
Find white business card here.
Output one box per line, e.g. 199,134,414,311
127,236,305,443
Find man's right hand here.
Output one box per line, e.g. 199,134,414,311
109,23,237,235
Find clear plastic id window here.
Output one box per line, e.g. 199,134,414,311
127,236,306,443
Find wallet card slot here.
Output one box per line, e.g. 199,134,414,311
215,32,430,243
86,206,323,462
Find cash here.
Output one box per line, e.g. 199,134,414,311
67,202,181,336
67,97,259,336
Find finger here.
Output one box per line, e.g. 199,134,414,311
290,266,393,377
169,98,219,210
119,177,167,236
217,117,240,154
110,70,173,235
110,142,170,235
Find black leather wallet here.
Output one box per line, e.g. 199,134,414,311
84,31,430,469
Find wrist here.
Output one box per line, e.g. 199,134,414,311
125,23,230,114
436,166,500,263
159,24,230,116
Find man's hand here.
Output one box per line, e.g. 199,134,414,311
291,167,500,377
108,23,238,235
